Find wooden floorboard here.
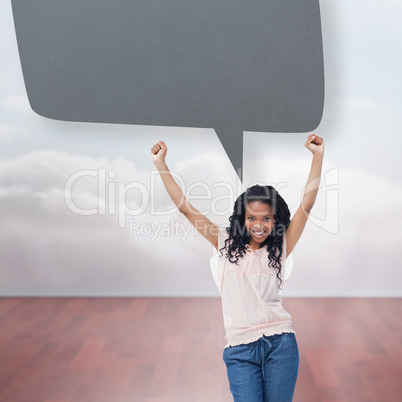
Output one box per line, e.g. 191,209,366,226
0,297,400,402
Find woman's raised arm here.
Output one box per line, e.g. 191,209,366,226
151,140,219,250
285,134,324,258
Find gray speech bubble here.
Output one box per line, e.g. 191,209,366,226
11,0,324,181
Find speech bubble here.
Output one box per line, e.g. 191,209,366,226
11,0,324,181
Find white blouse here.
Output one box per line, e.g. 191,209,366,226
210,225,296,348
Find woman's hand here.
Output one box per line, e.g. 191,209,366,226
151,140,167,165
304,134,324,155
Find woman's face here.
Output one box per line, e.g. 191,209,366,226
244,201,275,248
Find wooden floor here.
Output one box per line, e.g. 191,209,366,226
0,297,401,402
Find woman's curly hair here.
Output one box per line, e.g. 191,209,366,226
218,184,291,290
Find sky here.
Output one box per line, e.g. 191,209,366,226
1,0,401,297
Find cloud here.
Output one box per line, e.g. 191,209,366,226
246,155,402,234
0,150,231,296
2,94,31,113
331,0,402,31
0,124,27,140
0,150,401,296
343,97,377,111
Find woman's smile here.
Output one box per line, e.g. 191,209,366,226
251,229,267,238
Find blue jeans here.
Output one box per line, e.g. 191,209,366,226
223,332,299,402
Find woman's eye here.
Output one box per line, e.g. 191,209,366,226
265,217,271,221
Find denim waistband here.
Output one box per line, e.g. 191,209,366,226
227,331,292,349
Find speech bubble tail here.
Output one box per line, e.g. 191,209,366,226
215,127,243,183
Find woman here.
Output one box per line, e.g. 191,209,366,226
150,134,324,401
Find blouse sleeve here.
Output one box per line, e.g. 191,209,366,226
281,234,295,284
209,226,228,292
